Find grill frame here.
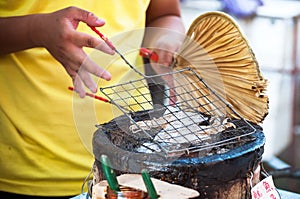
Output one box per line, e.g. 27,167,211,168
99,67,257,156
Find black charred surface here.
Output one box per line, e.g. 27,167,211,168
96,109,260,155
93,109,265,198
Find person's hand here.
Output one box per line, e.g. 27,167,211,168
152,34,182,67
31,6,115,97
148,32,184,105
143,0,185,105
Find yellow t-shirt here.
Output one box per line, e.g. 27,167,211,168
0,0,150,196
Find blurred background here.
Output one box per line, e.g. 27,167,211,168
179,0,300,193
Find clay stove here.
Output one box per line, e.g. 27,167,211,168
91,11,269,198
92,109,264,199
92,67,265,198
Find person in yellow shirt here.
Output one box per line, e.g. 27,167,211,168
0,0,185,198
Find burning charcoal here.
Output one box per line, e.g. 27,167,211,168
135,142,161,153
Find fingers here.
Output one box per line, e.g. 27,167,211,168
73,75,86,98
77,68,97,93
44,7,115,98
82,56,112,81
155,49,174,66
65,43,112,81
67,66,108,98
72,64,111,98
148,33,183,66
64,48,112,97
69,6,106,27
72,32,114,55
68,7,116,54
64,65,85,98
68,50,112,98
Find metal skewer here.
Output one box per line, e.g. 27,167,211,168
68,86,132,112
89,25,144,76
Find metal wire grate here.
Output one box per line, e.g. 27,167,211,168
99,67,257,155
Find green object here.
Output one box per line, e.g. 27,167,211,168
100,155,120,191
141,169,158,199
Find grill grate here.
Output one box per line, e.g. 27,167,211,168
99,67,257,156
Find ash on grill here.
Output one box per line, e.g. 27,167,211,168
97,67,257,157
97,107,257,158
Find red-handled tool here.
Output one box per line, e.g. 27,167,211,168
89,26,159,75
88,25,116,51
89,26,140,73
68,86,109,103
68,86,131,112
139,47,159,62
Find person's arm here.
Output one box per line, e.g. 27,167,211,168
143,0,185,104
0,7,114,97
144,0,185,66
0,15,39,54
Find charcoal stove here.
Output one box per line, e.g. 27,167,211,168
92,108,264,199
91,12,269,198
91,67,265,199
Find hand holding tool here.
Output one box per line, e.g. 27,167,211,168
139,47,159,62
89,25,139,73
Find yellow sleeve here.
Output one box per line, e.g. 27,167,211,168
0,0,150,196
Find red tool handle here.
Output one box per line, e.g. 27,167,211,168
139,47,159,62
68,86,109,103
88,25,116,51
89,26,158,63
